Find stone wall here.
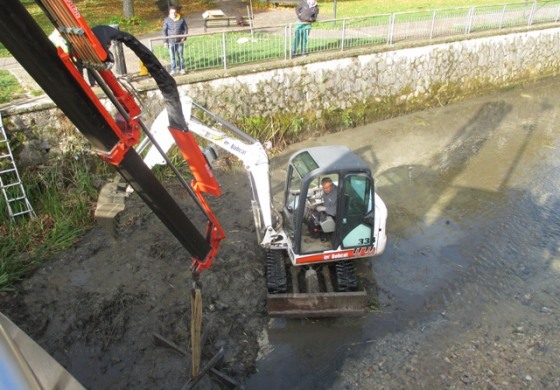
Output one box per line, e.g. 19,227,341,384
4,27,560,164
177,28,560,119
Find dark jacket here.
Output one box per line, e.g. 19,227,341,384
296,1,319,23
162,14,188,44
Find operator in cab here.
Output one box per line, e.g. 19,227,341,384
320,177,337,218
307,176,338,242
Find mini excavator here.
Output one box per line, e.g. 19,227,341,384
142,99,388,317
0,0,387,385
0,0,387,317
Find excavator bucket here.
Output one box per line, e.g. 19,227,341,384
267,290,368,318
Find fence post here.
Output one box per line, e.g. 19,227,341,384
528,1,537,26
109,24,127,75
499,5,506,29
222,32,227,70
387,13,395,45
341,19,346,51
287,23,292,58
464,7,474,35
285,25,289,60
429,10,436,39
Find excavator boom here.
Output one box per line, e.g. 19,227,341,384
142,97,288,249
142,102,388,318
2,0,387,322
0,0,225,271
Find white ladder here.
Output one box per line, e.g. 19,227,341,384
0,113,36,222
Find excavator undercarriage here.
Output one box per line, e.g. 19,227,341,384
266,251,369,317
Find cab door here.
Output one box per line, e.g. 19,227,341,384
282,165,302,239
338,174,374,248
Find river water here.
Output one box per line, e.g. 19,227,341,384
247,78,560,389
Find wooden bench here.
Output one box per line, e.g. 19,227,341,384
202,10,252,32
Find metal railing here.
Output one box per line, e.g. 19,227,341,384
148,1,560,73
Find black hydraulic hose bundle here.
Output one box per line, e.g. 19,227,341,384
91,25,188,131
0,0,211,262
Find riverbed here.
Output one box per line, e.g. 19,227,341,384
249,78,560,389
2,78,559,389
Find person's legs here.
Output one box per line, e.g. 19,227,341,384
168,44,177,73
293,24,303,55
301,24,312,55
176,43,185,72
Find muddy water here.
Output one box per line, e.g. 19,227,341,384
247,79,560,389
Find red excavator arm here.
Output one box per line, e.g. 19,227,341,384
0,0,225,272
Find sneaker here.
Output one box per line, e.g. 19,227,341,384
179,69,186,75
170,70,176,76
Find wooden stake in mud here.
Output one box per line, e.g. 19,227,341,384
191,276,202,378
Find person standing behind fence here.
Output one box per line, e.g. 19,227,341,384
162,5,188,75
293,0,319,57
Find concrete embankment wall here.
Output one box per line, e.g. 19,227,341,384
4,27,560,163
180,28,560,118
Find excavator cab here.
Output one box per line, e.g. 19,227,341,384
282,146,386,265
266,146,387,317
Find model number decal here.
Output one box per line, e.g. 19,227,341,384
353,246,375,256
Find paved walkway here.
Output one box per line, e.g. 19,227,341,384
1,1,296,96
0,0,295,84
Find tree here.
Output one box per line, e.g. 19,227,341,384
123,0,135,19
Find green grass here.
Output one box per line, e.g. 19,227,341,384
0,153,110,290
0,1,529,58
0,0,211,57
317,0,514,18
0,70,25,103
144,0,548,73
155,31,294,70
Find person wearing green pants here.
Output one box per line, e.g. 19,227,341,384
293,0,319,57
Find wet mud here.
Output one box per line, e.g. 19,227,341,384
251,78,560,389
1,166,267,389
2,78,560,389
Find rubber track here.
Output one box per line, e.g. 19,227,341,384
335,260,358,291
266,250,287,293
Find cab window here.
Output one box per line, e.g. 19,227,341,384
340,174,373,248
